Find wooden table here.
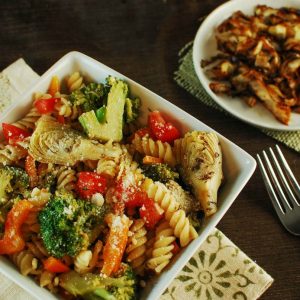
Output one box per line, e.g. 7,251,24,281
0,1,299,299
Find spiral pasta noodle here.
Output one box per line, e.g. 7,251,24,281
10,250,39,276
27,238,49,260
132,135,176,167
146,221,176,273
22,208,42,235
66,72,84,92
39,270,60,293
12,106,41,132
142,178,198,247
117,146,144,183
126,219,147,275
30,187,51,206
55,166,77,191
54,97,80,120
74,250,93,274
97,156,119,178
0,143,28,165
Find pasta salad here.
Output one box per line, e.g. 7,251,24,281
0,72,223,299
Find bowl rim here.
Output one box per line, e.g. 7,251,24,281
192,0,300,132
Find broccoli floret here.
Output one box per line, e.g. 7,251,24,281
60,263,137,300
79,77,128,142
38,191,105,258
141,163,179,184
69,82,108,112
124,97,140,123
0,166,30,200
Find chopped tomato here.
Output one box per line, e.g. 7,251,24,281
2,123,30,145
124,188,145,208
48,76,60,96
102,214,130,276
171,241,180,255
142,155,163,164
0,200,34,255
25,154,38,187
114,176,141,208
139,197,164,230
34,97,59,114
148,111,181,143
44,257,70,273
76,172,107,199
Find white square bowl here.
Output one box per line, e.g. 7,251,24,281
0,52,256,300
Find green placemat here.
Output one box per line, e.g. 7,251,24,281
174,42,300,153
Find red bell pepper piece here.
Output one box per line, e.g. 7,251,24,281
44,257,70,273
2,123,30,145
34,97,59,114
76,172,107,199
48,76,60,97
0,200,34,255
115,178,163,229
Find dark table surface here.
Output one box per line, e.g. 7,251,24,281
0,0,299,299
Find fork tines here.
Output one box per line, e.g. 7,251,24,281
257,145,300,215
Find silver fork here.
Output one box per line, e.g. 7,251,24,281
256,145,300,236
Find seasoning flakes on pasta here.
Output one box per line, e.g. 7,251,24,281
0,72,223,299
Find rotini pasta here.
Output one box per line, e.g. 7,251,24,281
10,250,39,276
97,156,119,178
117,146,144,183
38,270,60,293
132,134,176,167
54,96,80,120
26,236,49,259
146,221,176,273
74,250,93,274
0,143,27,165
22,208,41,235
12,106,41,131
126,219,147,275
66,71,84,92
29,187,51,206
55,166,77,191
142,178,198,247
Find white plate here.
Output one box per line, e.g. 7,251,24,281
193,0,300,131
0,52,256,300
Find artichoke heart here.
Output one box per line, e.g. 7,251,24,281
174,131,223,216
29,115,122,165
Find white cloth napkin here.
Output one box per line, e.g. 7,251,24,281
0,58,39,114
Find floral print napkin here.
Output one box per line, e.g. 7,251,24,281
161,229,273,300
0,59,273,300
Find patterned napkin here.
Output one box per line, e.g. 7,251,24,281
0,59,273,300
174,42,300,153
